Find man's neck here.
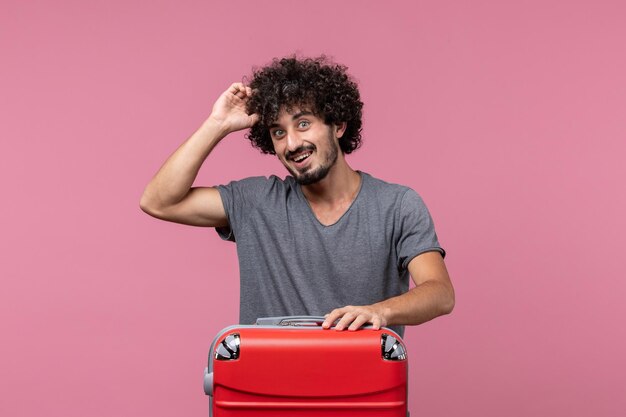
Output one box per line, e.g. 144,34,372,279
300,156,361,207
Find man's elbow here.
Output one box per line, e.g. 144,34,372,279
441,296,455,315
446,291,456,315
139,191,163,218
439,284,456,316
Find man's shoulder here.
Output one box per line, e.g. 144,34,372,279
361,171,413,197
217,175,298,208
219,174,292,190
360,172,431,214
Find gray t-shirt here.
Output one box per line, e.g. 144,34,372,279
216,171,445,337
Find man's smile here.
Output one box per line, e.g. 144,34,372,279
292,152,312,162
286,146,316,170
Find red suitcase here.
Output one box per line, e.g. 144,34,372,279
203,316,409,417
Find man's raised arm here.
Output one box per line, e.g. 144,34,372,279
140,83,258,227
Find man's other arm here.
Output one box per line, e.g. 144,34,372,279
140,83,258,226
322,251,455,330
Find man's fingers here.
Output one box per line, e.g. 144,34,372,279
348,315,370,331
228,83,247,99
322,309,344,329
323,305,386,331
334,312,357,331
248,113,260,125
229,82,244,91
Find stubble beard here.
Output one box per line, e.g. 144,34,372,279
287,131,339,186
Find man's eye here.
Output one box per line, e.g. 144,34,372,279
298,121,310,128
273,129,285,137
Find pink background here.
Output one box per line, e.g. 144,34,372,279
1,1,625,416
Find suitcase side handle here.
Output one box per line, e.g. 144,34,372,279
255,316,329,326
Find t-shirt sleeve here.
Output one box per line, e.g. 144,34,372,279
214,176,270,242
396,189,446,270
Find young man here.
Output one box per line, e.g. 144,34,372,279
140,56,454,337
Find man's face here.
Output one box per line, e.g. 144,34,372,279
269,107,342,185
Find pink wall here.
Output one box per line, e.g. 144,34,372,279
1,1,625,416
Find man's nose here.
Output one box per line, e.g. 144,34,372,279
286,130,302,151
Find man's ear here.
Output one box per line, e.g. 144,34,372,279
335,122,347,138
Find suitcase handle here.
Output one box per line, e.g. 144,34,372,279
255,316,329,326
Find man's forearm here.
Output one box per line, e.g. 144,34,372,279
375,280,455,327
323,279,454,331
140,118,228,210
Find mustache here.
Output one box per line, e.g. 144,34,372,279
285,145,316,160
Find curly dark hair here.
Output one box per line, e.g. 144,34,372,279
245,55,363,155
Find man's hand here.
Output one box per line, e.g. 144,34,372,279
208,82,259,134
322,304,389,331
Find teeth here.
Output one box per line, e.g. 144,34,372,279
293,152,311,162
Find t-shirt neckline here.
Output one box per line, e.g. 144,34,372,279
295,171,366,228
